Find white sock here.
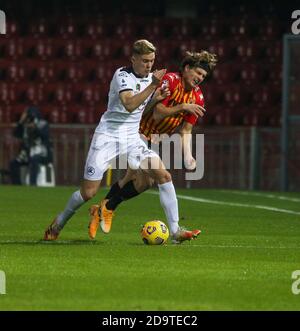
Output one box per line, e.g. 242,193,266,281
158,181,179,235
56,190,85,230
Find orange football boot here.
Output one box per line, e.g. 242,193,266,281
171,227,201,244
99,199,115,234
88,204,100,239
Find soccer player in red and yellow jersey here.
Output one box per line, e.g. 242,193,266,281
141,67,205,140
87,50,217,243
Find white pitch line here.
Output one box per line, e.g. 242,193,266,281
147,191,300,216
219,190,300,203
168,244,300,249
0,240,299,250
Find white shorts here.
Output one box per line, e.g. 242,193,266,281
84,133,158,180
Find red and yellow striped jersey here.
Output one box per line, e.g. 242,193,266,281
140,72,205,139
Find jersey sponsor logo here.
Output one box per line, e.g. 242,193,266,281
140,79,149,82
161,80,169,89
87,166,95,176
118,73,128,80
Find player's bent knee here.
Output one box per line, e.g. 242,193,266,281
80,181,100,201
81,189,97,201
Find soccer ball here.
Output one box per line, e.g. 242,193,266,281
141,220,169,245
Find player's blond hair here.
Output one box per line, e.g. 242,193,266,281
180,50,218,73
132,39,156,55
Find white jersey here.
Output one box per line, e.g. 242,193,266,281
95,67,153,138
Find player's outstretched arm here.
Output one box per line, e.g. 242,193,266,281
179,121,196,171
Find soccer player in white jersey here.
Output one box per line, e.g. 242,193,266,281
44,39,201,244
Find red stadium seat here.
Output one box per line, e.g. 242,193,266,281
212,63,239,85
84,62,114,83
28,38,54,60
228,18,257,41
68,63,84,82
262,41,282,63
242,104,275,126
213,105,246,126
83,19,106,39
29,61,55,83
155,40,178,63
222,85,249,106
57,19,78,38
0,83,17,104
238,64,267,86
5,62,27,82
267,107,281,127
201,84,223,107
4,21,19,38
53,84,73,105
28,18,50,38
56,39,83,61
47,83,73,105
168,18,196,40
2,39,25,59
46,105,70,123
198,19,228,41
208,40,234,62
258,19,282,40
235,40,264,62
87,39,117,60
143,18,166,39
0,105,12,123
265,64,282,87
113,21,136,40
71,105,96,124
23,83,45,105
56,62,84,83
79,84,106,106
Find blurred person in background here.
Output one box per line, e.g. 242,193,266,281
10,107,52,186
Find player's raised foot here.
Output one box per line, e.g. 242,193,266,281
44,218,60,241
171,227,201,244
99,199,115,234
88,204,100,239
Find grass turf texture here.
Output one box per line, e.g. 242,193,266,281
0,185,300,311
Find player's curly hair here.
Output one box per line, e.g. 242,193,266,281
180,50,218,74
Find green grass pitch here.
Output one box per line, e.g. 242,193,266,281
1,185,300,311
